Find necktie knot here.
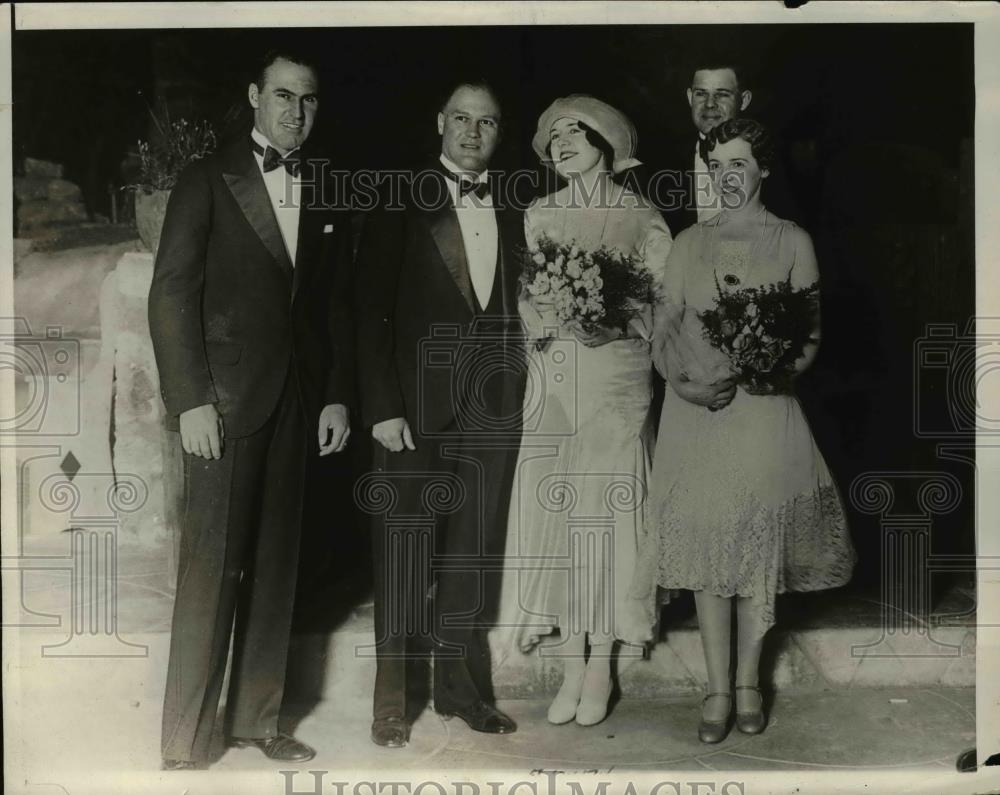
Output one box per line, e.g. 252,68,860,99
445,170,490,200
251,139,301,176
464,181,491,200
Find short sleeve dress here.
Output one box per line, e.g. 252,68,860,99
632,213,856,628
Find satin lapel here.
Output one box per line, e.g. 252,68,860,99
291,196,316,300
292,153,328,300
427,202,475,313
221,142,293,278
496,204,522,318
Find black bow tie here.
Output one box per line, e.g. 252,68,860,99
444,170,491,200
251,139,301,176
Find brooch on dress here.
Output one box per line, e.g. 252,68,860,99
723,273,741,287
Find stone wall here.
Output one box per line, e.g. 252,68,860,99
13,250,179,579
15,158,89,237
108,252,182,548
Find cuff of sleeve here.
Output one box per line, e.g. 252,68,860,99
163,384,218,419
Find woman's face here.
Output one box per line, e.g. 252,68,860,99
707,137,769,210
548,117,605,178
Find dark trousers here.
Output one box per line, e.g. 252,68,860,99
161,372,306,762
370,422,520,720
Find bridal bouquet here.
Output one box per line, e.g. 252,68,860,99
519,233,658,334
698,274,818,393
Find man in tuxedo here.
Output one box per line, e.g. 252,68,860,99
354,79,525,747
651,60,799,235
149,49,354,770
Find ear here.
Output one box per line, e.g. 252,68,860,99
248,83,260,110
437,112,445,136
740,90,752,113
686,88,694,108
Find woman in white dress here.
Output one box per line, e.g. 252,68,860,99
633,119,855,743
495,96,671,726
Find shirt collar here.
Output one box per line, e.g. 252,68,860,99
251,126,300,160
439,153,487,184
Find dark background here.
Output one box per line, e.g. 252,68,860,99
12,24,976,623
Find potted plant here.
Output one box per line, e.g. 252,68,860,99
129,110,216,255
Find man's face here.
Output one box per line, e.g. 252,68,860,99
248,58,319,153
437,85,501,174
687,68,751,136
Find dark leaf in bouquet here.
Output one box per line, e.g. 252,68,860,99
698,272,819,392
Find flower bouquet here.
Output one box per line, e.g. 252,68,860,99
697,274,819,393
519,233,658,335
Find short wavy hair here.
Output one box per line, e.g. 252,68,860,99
254,48,320,91
700,118,775,172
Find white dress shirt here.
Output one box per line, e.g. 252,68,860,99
439,154,498,309
251,127,302,265
693,136,721,224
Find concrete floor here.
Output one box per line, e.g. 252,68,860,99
5,644,990,795
5,536,995,795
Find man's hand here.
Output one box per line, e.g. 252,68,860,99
372,417,416,453
179,403,223,460
671,372,738,411
318,403,351,456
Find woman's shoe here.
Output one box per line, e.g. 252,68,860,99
574,668,613,726
698,692,733,744
547,668,585,725
735,686,767,735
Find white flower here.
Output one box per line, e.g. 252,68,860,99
532,252,546,266
528,274,550,295
566,258,582,278
555,254,565,268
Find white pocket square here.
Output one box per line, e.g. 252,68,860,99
323,224,334,233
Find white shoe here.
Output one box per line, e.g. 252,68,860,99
547,669,585,724
575,668,613,726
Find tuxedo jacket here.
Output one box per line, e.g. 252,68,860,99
354,161,526,435
148,134,355,438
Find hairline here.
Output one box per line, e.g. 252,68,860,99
690,66,743,93
255,55,319,93
440,83,502,118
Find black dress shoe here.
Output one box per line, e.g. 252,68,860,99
735,686,767,735
231,733,316,762
371,716,410,748
161,758,205,771
436,700,517,734
698,692,733,744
